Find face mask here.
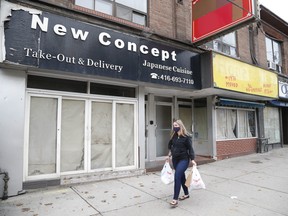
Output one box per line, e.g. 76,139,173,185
173,127,180,132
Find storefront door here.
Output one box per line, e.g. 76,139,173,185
156,103,172,157
179,104,193,135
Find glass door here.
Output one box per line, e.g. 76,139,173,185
179,105,193,135
156,104,172,157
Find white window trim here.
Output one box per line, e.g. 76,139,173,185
24,90,138,181
215,106,257,141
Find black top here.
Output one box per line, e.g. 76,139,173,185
168,134,195,160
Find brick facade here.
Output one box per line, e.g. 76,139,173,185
216,138,257,160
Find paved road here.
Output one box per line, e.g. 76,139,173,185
1,146,288,216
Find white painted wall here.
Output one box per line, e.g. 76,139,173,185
0,68,26,197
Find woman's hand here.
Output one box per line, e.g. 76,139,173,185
166,154,171,161
191,160,197,166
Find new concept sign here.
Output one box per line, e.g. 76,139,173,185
4,10,201,89
192,0,256,44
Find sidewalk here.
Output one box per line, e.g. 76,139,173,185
1,147,288,216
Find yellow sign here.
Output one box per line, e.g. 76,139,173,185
213,53,278,98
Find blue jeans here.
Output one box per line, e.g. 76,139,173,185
172,158,189,200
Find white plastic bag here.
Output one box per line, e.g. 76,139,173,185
161,161,174,185
189,166,205,190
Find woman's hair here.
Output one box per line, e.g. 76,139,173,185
170,119,190,138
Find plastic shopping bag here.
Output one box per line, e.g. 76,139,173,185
161,161,174,185
189,166,205,190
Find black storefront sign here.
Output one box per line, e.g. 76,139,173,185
4,10,201,89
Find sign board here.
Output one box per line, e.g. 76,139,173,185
4,10,201,89
213,53,278,98
279,81,288,99
192,0,256,44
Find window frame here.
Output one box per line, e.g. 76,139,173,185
24,92,138,181
216,107,257,141
265,36,282,73
204,32,238,57
75,0,147,26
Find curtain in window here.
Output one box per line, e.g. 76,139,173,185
28,97,57,176
217,108,256,140
61,99,85,172
91,101,113,169
227,110,237,138
217,109,226,139
116,103,134,167
217,109,236,139
238,110,252,138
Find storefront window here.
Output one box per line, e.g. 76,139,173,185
75,0,147,26
91,101,113,169
264,107,281,144
238,110,254,138
28,97,58,176
217,109,236,139
26,93,137,180
216,108,256,140
61,99,85,172
116,103,135,167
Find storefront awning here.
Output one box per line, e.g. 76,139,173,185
269,100,288,107
218,98,265,108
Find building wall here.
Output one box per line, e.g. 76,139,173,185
0,68,26,197
254,24,269,69
149,0,192,42
237,26,253,64
149,0,174,38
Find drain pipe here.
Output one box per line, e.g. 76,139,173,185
0,169,9,200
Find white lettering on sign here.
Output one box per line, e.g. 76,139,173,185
98,32,177,62
31,14,89,41
23,47,123,72
30,14,177,62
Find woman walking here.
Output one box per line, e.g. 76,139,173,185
167,119,196,207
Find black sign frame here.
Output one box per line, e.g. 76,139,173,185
4,10,201,89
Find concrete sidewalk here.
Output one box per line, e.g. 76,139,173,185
1,147,288,216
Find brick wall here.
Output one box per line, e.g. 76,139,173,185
254,24,269,69
237,26,252,64
149,0,192,42
175,1,192,42
149,0,175,39
216,138,257,160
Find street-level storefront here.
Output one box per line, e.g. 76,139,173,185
201,52,278,159
267,79,288,146
0,3,202,196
